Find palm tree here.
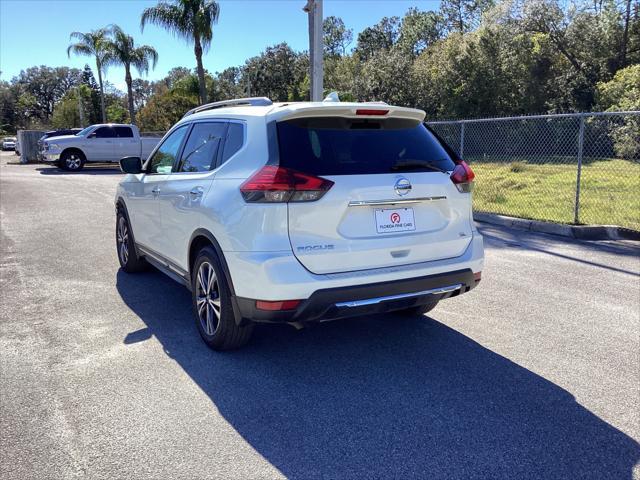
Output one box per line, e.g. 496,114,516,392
67,28,109,122
104,25,158,125
141,0,220,105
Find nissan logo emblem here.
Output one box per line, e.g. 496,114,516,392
394,178,412,196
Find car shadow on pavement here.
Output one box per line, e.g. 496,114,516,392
116,269,640,479
37,166,122,175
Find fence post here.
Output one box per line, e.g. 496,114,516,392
460,122,465,158
573,115,585,224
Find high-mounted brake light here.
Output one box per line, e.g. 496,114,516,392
355,109,389,116
450,160,475,193
240,165,334,203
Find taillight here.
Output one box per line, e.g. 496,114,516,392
450,161,475,193
240,165,334,203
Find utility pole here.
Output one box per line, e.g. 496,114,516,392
303,0,323,101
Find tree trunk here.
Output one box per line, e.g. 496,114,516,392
548,32,582,73
194,36,207,105
620,0,631,67
96,59,107,123
125,65,135,125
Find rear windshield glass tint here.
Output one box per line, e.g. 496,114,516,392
276,117,455,175
115,126,133,138
221,123,244,164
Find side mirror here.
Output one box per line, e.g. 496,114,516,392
88,132,97,138
119,156,143,174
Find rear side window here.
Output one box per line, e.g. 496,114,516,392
93,127,116,138
177,122,227,173
221,122,244,164
276,117,455,175
115,126,134,138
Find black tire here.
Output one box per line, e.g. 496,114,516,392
59,150,85,171
116,211,147,272
191,246,253,351
398,297,440,317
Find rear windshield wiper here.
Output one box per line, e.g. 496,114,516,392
390,159,451,174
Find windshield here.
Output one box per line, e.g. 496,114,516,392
276,117,455,176
4,138,16,141
76,126,94,137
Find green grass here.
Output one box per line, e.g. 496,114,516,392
471,159,640,231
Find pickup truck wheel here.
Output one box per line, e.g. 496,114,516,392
192,246,253,351
116,212,147,272
60,151,85,171
398,297,440,317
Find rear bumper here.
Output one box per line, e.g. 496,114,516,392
225,231,483,301
227,232,483,324
236,268,477,324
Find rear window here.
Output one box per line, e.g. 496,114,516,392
276,117,455,175
177,122,227,173
221,122,244,164
115,126,133,138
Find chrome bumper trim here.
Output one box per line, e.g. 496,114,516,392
348,196,447,207
335,283,462,308
42,152,60,162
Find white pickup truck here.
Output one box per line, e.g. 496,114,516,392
41,124,161,171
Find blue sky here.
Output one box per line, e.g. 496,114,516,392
0,0,441,91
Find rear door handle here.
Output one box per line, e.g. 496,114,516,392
152,186,160,195
189,186,204,199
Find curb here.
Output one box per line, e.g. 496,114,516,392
473,212,640,241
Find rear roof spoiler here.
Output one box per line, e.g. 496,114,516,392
276,105,425,123
183,97,273,118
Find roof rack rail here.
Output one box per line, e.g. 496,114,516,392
182,97,273,118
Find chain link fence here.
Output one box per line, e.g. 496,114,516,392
426,111,640,231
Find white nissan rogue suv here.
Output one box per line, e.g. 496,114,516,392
115,96,484,350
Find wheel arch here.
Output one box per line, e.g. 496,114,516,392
189,229,244,324
115,197,140,257
188,229,236,297
60,147,87,161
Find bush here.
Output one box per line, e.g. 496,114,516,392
596,66,640,160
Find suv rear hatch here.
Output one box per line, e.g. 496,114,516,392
275,109,474,275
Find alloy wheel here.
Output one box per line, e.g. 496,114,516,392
66,154,81,170
196,261,221,336
117,216,129,264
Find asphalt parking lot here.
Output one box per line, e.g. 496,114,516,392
1,150,639,479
